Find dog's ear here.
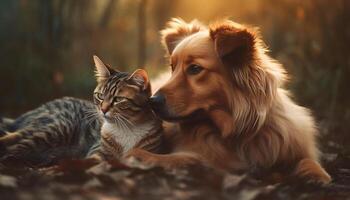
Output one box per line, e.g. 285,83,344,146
161,18,204,55
209,20,256,67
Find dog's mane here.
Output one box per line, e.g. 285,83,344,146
227,40,288,136
160,18,205,55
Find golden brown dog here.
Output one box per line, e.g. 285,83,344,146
127,18,331,184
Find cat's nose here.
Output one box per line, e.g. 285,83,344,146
101,102,110,115
101,107,109,115
150,92,166,108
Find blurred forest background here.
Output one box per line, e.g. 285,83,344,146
0,0,349,150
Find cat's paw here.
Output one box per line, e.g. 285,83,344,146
124,149,203,170
86,154,104,163
124,149,157,169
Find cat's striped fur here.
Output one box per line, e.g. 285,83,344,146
0,56,163,166
0,97,101,165
89,56,163,160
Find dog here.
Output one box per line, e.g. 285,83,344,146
127,18,331,184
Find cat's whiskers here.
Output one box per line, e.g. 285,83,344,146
112,113,132,133
83,108,98,117
83,112,97,121
86,114,99,126
117,113,134,127
83,109,100,126
117,115,130,132
112,115,128,132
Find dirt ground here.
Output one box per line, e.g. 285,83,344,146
0,145,349,200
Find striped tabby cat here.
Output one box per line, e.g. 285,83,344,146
0,56,162,166
90,56,163,160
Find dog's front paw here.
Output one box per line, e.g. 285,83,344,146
294,158,332,185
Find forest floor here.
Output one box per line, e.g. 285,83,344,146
0,140,349,200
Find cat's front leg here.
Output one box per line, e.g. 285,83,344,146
124,148,204,169
86,152,105,163
100,132,123,160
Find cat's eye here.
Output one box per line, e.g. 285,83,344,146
114,96,124,102
115,100,130,109
95,92,104,101
187,64,203,75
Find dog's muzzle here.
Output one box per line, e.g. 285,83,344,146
150,92,166,108
149,92,170,118
150,92,203,121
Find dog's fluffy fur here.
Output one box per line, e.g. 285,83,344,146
127,18,331,183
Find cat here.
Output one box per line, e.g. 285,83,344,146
0,56,162,166
88,56,163,160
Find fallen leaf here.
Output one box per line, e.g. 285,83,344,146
0,174,17,188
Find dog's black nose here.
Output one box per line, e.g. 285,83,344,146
150,92,166,108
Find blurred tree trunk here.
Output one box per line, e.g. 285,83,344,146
137,0,147,68
99,0,116,29
41,0,64,98
153,0,174,30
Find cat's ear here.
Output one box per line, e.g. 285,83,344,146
128,69,150,91
93,55,114,82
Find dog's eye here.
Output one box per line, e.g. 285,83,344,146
187,64,203,75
